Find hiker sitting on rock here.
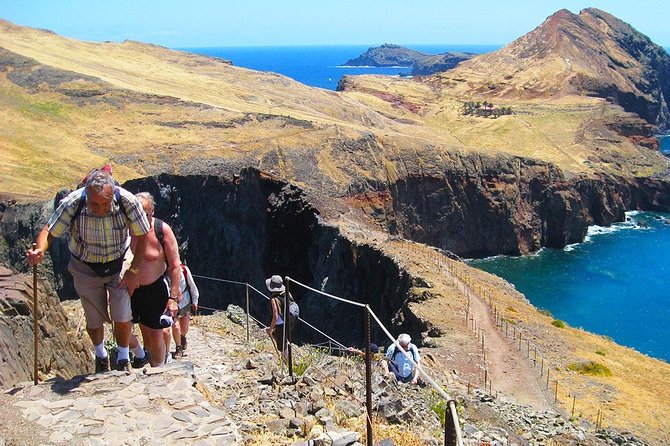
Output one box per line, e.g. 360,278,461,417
383,333,421,384
265,275,299,359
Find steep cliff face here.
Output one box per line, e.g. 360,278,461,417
0,171,420,346
349,153,670,258
122,171,421,346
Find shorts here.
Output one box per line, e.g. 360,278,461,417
131,275,169,329
68,256,132,328
177,303,191,317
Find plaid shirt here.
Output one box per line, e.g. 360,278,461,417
48,187,150,263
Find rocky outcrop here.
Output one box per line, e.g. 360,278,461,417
343,43,475,76
411,52,474,76
343,43,426,67
0,264,90,388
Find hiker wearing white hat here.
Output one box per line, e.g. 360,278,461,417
266,275,299,358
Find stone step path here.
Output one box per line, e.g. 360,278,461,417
2,322,242,446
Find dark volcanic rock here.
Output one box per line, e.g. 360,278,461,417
347,153,670,258
343,43,475,76
411,52,475,76
344,43,426,67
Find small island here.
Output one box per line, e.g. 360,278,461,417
343,43,475,75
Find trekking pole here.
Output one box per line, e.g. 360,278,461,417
364,306,373,446
32,243,39,385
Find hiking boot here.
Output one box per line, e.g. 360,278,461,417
116,359,130,372
95,355,110,373
181,335,187,350
131,350,151,369
174,345,185,358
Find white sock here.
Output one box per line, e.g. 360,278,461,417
131,345,145,358
117,346,130,362
95,343,108,359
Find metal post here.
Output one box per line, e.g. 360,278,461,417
32,243,39,385
245,284,250,344
284,277,293,378
571,394,576,418
546,370,550,390
364,307,373,446
554,380,558,403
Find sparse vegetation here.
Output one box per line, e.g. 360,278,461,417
595,350,607,356
426,390,447,424
293,346,329,376
462,101,512,118
551,319,566,328
568,361,612,377
538,309,553,317
20,101,64,119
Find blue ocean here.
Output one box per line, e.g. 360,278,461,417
471,135,670,363
181,45,670,363
182,44,499,91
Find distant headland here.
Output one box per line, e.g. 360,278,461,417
342,43,476,75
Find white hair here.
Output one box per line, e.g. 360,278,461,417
398,333,411,345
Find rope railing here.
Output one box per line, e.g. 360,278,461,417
188,272,464,446
286,276,464,446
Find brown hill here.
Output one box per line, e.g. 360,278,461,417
426,8,670,128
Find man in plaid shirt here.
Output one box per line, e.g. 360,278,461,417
26,169,150,372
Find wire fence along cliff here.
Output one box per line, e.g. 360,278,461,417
395,241,610,430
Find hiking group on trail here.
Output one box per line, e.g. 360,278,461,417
25,168,201,371
25,166,422,385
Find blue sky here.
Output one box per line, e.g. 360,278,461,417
2,1,669,48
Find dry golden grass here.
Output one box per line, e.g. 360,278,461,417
2,18,669,200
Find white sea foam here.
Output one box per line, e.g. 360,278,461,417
584,211,651,242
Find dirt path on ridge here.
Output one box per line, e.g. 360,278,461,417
456,273,554,411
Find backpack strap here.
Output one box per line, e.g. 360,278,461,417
154,217,164,248
71,188,126,222
390,344,417,363
180,264,191,297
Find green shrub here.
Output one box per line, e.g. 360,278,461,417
567,361,612,376
538,309,553,317
425,390,447,424
595,350,606,356
551,319,565,328
292,346,328,376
